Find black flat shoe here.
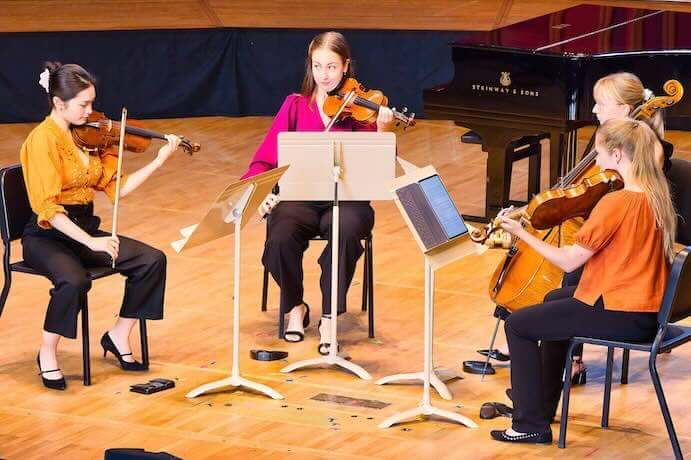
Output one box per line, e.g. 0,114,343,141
480,402,513,419
490,429,552,444
477,348,511,362
101,332,148,371
284,303,310,343
37,353,66,391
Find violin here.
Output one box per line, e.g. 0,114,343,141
472,79,684,245
71,111,201,155
323,78,416,128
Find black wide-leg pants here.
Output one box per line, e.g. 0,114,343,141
262,201,374,317
505,287,657,433
22,204,166,339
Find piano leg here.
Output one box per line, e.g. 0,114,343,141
474,135,514,221
549,131,566,186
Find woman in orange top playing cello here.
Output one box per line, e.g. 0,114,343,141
21,62,181,390
490,118,676,444
563,72,677,382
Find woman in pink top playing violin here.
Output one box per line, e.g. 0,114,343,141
241,31,394,352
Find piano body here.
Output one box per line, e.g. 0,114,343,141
424,4,691,219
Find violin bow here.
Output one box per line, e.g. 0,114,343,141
110,107,127,268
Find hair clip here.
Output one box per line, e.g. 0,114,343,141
38,68,50,94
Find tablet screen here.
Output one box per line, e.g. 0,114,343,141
419,175,468,239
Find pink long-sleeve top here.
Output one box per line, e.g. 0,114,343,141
241,94,376,179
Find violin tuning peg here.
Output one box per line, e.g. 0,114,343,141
402,107,408,113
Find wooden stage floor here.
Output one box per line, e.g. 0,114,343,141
0,116,688,459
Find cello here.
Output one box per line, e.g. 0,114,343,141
483,79,683,311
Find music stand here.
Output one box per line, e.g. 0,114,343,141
276,132,396,380
174,166,289,400
377,165,483,429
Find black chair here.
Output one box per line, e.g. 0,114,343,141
260,218,375,339
0,164,149,385
558,246,691,459
668,158,691,246
613,158,691,388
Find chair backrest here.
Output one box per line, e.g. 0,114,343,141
0,164,32,243
668,158,691,245
658,246,691,325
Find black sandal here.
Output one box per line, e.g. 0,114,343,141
284,303,310,343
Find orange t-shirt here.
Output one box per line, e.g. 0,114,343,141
574,190,668,313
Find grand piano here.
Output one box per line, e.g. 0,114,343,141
424,4,691,219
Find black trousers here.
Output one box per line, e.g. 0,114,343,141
262,201,374,317
505,287,657,433
22,204,166,339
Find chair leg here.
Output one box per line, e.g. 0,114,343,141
81,298,91,386
602,347,615,428
262,218,270,313
261,267,269,312
140,319,149,369
559,341,579,448
0,251,12,318
649,354,683,459
367,238,374,339
278,305,285,339
621,348,630,384
361,240,369,312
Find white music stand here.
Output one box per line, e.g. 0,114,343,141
173,166,289,400
276,132,396,380
378,165,484,429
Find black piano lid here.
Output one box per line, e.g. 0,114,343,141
455,4,691,54
436,4,691,128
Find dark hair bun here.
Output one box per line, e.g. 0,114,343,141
44,61,62,74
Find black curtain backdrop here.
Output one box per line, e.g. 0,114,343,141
0,28,459,123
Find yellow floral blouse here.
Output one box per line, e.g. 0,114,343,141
19,116,127,229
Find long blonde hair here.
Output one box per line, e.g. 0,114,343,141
594,72,664,138
596,119,676,262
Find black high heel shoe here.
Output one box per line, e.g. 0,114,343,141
37,352,66,391
571,368,587,385
571,359,587,385
100,332,148,371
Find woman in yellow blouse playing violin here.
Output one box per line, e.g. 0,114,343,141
21,62,181,390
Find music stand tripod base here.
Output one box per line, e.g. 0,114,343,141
185,374,284,400
375,371,453,400
378,403,478,429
